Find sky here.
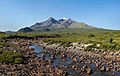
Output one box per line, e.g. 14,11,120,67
0,0,120,31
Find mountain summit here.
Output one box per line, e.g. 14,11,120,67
30,17,77,31
30,17,59,30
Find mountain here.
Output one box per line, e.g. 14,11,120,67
58,18,77,28
30,17,77,31
5,31,16,34
18,27,34,32
18,17,112,33
30,17,59,30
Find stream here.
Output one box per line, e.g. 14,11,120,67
29,44,120,76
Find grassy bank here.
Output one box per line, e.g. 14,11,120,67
1,31,120,52
42,31,120,51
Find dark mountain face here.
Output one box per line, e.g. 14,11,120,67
18,27,34,32
30,17,77,30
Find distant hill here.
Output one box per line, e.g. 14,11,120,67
18,17,113,33
18,27,34,32
5,31,16,34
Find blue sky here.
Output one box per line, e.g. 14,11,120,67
0,0,120,31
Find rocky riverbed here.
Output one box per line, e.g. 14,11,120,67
0,38,120,76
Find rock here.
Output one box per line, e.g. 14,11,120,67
86,68,92,74
83,65,88,69
72,43,78,46
60,54,66,58
109,52,114,55
56,69,63,76
84,44,93,48
48,60,54,64
117,68,120,72
81,68,86,72
114,51,119,55
72,65,75,69
51,55,56,60
100,66,106,72
106,67,110,71
73,57,78,62
63,71,68,76
96,64,99,68
96,44,101,47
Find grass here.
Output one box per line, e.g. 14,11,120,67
0,50,24,64
2,30,120,64
1,30,120,51
42,31,120,51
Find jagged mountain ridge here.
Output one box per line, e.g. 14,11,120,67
30,17,77,30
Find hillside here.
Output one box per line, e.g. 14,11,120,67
18,27,34,32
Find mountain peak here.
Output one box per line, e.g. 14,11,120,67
29,17,77,31
49,17,54,19
45,17,58,23
47,17,56,21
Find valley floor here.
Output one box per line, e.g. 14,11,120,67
0,37,120,76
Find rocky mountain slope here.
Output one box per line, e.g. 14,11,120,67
30,17,77,30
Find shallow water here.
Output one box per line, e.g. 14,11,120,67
29,44,120,76
29,44,42,53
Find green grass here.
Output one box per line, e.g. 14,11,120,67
42,31,120,51
1,29,120,51
0,51,24,64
